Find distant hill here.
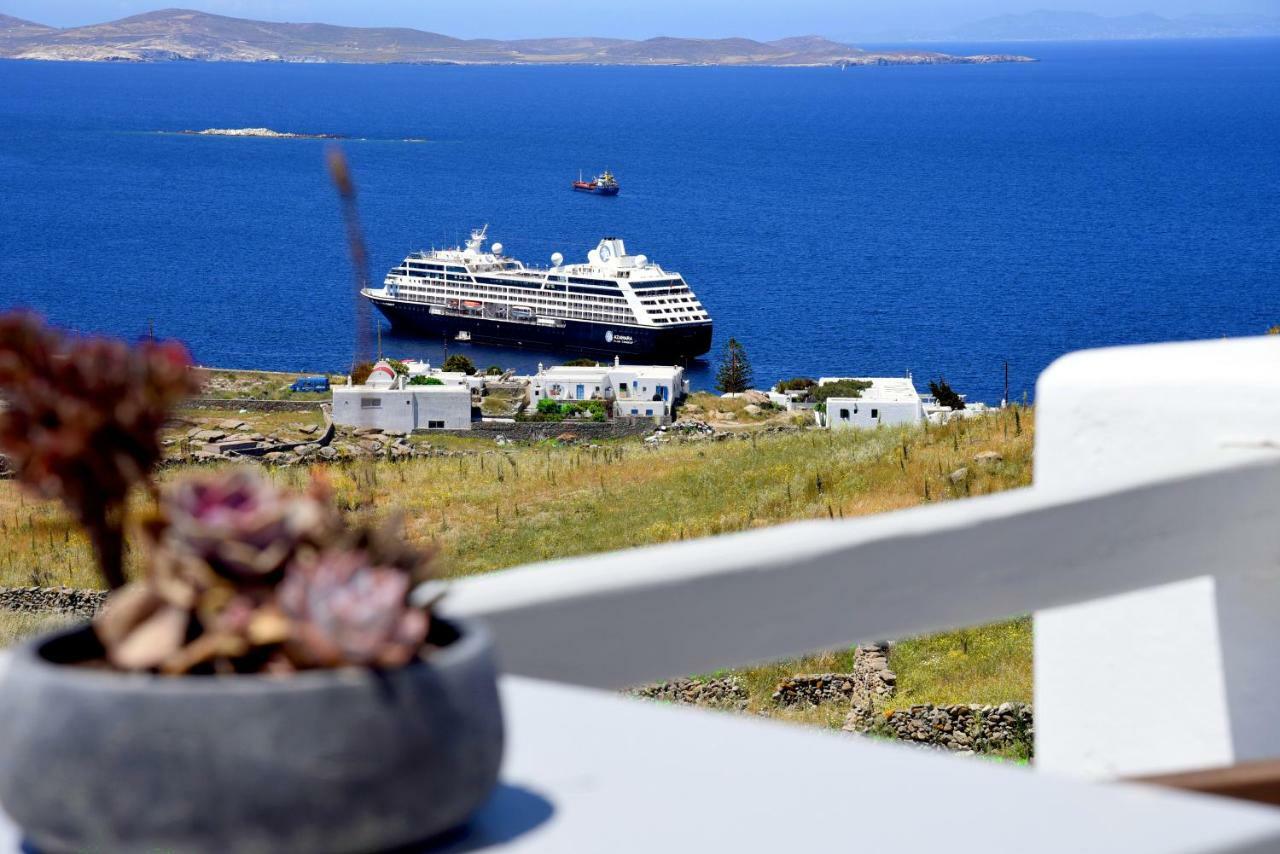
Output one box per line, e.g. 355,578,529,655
0,12,54,38
0,8,1033,66
949,10,1280,41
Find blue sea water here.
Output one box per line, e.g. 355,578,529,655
2,39,1278,401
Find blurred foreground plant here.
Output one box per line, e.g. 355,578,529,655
98,469,435,674
0,313,437,674
0,312,198,588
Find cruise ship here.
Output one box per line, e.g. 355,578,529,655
362,228,713,360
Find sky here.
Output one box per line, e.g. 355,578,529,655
7,0,1279,40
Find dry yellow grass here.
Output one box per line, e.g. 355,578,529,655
0,407,1035,713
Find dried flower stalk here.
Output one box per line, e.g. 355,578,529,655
0,313,198,588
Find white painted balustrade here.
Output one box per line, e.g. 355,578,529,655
428,335,1280,851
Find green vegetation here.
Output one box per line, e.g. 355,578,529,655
408,375,444,386
442,354,476,375
715,337,753,394
930,379,966,410
386,358,410,376
775,377,817,393
485,365,505,376
0,406,1036,725
562,358,602,367
810,379,873,403
0,611,80,648
524,398,607,422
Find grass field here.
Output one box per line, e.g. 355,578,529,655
0,405,1036,720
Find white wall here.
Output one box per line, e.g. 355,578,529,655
826,397,919,429
333,386,472,431
413,387,472,430
333,388,417,432
1034,335,1280,778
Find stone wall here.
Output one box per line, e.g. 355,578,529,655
628,677,748,710
181,398,322,413
0,587,107,618
848,703,1034,755
631,642,1033,756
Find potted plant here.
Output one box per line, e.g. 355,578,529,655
0,314,503,853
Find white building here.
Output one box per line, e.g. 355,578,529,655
333,362,473,431
530,359,687,419
820,376,924,429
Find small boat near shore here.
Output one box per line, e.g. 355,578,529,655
573,170,619,196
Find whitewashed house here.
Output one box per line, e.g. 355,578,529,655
333,362,472,431
530,359,686,419
820,376,925,429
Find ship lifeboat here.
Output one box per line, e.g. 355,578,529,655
462,300,483,310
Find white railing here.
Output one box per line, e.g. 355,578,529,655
441,334,1280,780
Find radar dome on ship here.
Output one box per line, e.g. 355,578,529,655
635,254,648,266
551,252,564,266
491,242,503,256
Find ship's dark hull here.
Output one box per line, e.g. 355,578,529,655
371,299,712,360
573,184,620,196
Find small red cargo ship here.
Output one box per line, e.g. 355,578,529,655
573,170,620,196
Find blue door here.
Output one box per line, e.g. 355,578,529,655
576,384,585,400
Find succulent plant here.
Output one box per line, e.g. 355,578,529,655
0,312,198,588
279,549,429,668
95,469,435,675
161,469,333,583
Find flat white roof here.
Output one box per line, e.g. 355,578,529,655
540,364,681,379
336,384,469,394
819,377,921,404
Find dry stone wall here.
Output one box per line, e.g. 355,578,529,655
182,398,321,413
0,587,106,618
632,642,1033,756
628,677,748,710
849,703,1034,755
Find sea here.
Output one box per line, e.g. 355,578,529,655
2,39,1278,402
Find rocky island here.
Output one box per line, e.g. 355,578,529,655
0,9,1035,67
178,128,343,139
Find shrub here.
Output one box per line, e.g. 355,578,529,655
485,365,504,376
929,379,966,410
531,398,606,421
408,375,443,386
776,377,817,393
442,354,476,375
350,362,374,385
811,379,872,403
562,358,601,367
386,358,409,376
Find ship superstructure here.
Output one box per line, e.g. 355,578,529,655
362,228,713,360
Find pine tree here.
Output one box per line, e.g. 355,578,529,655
929,378,966,410
715,337,753,394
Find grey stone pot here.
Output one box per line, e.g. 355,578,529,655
0,617,504,854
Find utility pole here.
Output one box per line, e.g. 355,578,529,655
1003,360,1010,409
